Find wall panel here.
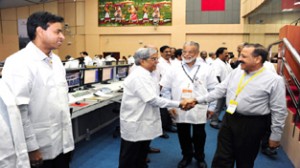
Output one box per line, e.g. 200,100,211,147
99,35,171,57
186,34,244,56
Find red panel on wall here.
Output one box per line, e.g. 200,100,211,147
282,0,300,10
201,0,225,11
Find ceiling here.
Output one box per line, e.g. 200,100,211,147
0,0,55,9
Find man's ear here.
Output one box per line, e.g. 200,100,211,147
256,55,263,64
36,26,43,38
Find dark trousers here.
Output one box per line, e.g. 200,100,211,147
210,97,226,124
160,108,173,130
32,152,72,168
212,113,269,168
261,114,272,149
177,123,206,161
119,138,151,168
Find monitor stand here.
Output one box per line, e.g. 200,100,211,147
101,80,111,84
83,84,95,90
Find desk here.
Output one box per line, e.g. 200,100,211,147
70,81,123,143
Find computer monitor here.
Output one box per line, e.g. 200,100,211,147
100,66,114,84
83,68,100,88
116,65,129,80
66,69,81,92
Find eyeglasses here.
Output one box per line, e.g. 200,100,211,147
147,57,159,61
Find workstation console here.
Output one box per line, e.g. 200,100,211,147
66,64,130,142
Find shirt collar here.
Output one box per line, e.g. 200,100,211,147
244,66,264,76
26,42,53,61
137,65,151,75
182,58,202,68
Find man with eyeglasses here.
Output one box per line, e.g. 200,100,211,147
160,41,218,168
119,47,196,168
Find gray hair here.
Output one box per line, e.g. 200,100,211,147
183,41,200,51
134,48,157,65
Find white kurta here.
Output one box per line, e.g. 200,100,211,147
0,80,30,168
160,60,218,124
156,57,173,82
212,58,232,81
2,42,74,160
120,66,179,142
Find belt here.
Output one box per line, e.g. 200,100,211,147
232,112,270,118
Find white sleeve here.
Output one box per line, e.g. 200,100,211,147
18,105,39,152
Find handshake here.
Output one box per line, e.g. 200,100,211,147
179,98,197,111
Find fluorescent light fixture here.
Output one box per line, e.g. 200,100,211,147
282,8,294,12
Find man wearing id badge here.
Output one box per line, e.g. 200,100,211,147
192,43,287,168
160,41,218,168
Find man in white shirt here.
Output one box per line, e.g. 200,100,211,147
119,47,195,168
156,45,176,138
80,51,93,66
206,52,216,65
161,41,218,168
2,11,74,168
64,55,79,69
210,47,232,129
0,80,30,168
127,55,135,65
198,50,208,64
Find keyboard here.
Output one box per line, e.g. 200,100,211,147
72,90,92,98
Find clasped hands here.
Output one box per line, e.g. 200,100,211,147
179,98,197,111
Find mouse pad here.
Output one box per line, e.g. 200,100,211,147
70,102,89,107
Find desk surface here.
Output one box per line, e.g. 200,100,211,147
69,81,123,119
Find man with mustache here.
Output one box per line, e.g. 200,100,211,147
160,41,218,168
190,43,287,168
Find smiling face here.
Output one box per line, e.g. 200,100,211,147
182,45,199,64
238,46,262,73
160,47,171,60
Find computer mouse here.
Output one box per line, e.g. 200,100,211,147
75,102,81,105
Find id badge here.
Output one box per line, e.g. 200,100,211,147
226,99,238,114
181,89,193,99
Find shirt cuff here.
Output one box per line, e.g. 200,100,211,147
208,106,215,112
15,97,30,105
172,101,180,108
269,132,281,142
196,96,206,104
26,135,39,152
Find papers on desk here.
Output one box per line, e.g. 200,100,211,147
94,90,114,98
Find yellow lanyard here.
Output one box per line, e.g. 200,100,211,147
235,67,265,100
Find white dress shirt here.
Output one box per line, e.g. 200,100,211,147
84,56,93,66
0,80,30,168
2,42,74,160
212,58,232,81
160,59,218,124
156,57,173,82
263,61,276,73
120,66,179,142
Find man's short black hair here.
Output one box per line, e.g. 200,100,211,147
244,43,268,63
215,47,227,57
160,45,170,53
27,11,64,41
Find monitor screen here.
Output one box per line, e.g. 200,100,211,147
101,67,114,84
83,68,99,85
66,69,81,91
117,66,129,79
